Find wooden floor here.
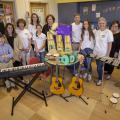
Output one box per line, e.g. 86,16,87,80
0,63,120,120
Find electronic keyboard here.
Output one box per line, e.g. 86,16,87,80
0,63,48,78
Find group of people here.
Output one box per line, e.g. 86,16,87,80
71,14,120,86
0,12,120,92
0,13,56,92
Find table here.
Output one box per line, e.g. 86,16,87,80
45,58,79,101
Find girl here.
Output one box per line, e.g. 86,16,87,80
79,20,95,82
28,13,40,49
5,23,23,67
33,24,46,62
16,18,32,65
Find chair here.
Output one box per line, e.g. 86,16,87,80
28,57,40,65
28,57,50,78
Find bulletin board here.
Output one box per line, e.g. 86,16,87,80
58,0,120,27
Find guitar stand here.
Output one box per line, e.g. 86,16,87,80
64,94,88,105
8,73,48,116
46,94,69,102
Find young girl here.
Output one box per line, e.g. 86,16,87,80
33,24,46,62
28,13,40,49
16,19,32,65
79,20,95,82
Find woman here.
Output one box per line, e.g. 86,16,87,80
4,23,23,67
28,13,40,49
33,24,46,62
104,21,120,79
93,17,113,86
42,14,57,52
16,18,32,65
79,20,95,82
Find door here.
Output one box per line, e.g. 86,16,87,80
30,3,47,26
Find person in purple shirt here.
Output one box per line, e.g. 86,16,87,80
0,33,16,92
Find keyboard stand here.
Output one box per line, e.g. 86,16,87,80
8,73,48,116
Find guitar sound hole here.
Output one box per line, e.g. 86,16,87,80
76,82,80,89
56,81,61,87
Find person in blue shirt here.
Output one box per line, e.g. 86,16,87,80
0,33,15,92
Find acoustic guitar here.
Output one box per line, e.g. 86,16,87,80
50,65,65,95
68,55,84,97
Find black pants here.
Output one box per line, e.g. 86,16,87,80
13,61,23,80
104,63,114,75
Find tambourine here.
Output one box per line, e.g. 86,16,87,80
112,93,120,98
109,97,118,104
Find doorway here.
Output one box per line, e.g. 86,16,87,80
30,2,47,26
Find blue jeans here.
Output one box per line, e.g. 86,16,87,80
80,48,93,73
37,51,45,63
96,60,104,80
67,62,79,75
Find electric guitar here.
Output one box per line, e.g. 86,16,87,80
68,55,84,97
50,65,65,95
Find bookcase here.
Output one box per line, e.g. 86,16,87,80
0,1,15,24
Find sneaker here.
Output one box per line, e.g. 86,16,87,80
87,74,92,82
96,80,102,86
79,74,83,78
83,73,88,79
106,75,111,80
7,87,11,92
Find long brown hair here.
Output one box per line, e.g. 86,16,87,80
81,20,95,41
30,13,40,25
5,23,17,38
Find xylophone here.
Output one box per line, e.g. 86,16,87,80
0,63,48,78
89,54,120,67
0,63,48,116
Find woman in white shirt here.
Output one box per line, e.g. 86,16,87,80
33,24,46,62
28,13,40,49
93,17,113,86
79,20,95,82
16,18,32,65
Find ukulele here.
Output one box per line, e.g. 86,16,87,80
50,65,65,95
68,55,84,97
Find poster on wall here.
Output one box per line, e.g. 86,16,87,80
32,7,45,26
92,4,96,11
96,12,100,18
4,3,12,15
83,7,88,15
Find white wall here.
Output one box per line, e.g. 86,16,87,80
1,0,58,21
15,0,58,21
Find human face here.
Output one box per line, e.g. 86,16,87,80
98,20,106,31
7,25,13,35
83,21,89,30
19,22,25,30
111,23,119,33
74,15,80,24
36,25,42,32
0,36,4,45
32,14,38,23
47,16,54,26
